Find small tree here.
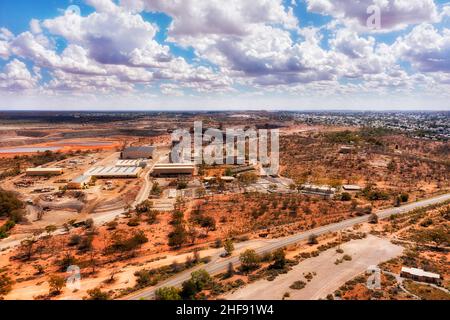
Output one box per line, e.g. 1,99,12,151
239,249,260,272
223,239,234,256
225,262,235,278
155,286,181,300
20,238,36,260
340,192,352,201
368,213,379,224
181,279,198,300
150,182,162,196
307,234,318,245
86,287,110,300
48,275,65,296
270,248,287,269
0,274,13,296
190,269,212,290
45,224,57,236
168,224,188,248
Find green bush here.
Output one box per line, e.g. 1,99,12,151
155,286,181,300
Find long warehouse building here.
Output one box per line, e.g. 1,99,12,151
151,163,195,177
26,167,63,176
85,166,142,178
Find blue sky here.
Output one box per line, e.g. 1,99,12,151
0,0,449,110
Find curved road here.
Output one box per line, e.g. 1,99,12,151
124,192,450,300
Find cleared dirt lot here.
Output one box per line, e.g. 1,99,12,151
225,235,403,300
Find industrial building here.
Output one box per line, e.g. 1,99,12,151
299,184,336,198
151,163,195,177
121,146,155,159
400,267,441,284
85,166,142,178
67,175,92,189
26,167,63,176
116,159,147,167
342,184,362,191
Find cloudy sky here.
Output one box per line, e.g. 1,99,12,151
0,0,449,110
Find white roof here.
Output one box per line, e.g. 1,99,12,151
71,175,91,183
154,163,195,168
85,166,141,177
26,167,62,172
301,184,336,192
343,184,362,190
116,159,143,166
401,267,440,279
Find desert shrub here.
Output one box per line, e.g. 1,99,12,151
399,193,409,203
127,216,140,227
307,234,318,245
0,274,13,295
368,213,379,224
239,249,260,272
107,230,148,253
0,189,25,223
136,200,153,214
270,248,287,269
290,280,306,290
68,234,82,246
48,275,65,295
420,218,433,228
223,239,234,256
168,224,188,248
57,253,77,272
180,270,212,300
155,286,181,300
340,192,352,201
86,288,111,300
106,221,118,230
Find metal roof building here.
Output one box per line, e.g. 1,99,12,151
116,159,147,167
400,267,441,284
151,163,195,177
300,184,337,198
26,167,63,176
343,184,362,191
67,175,92,189
85,166,142,178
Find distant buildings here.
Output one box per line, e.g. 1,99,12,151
67,175,92,189
400,267,441,284
26,167,63,176
299,184,336,198
342,184,362,191
121,146,155,159
85,166,142,178
151,163,195,177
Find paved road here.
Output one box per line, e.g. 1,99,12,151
124,192,450,300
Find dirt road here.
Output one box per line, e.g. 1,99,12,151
225,235,403,300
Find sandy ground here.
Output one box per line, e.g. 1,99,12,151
224,235,403,300
4,238,271,300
